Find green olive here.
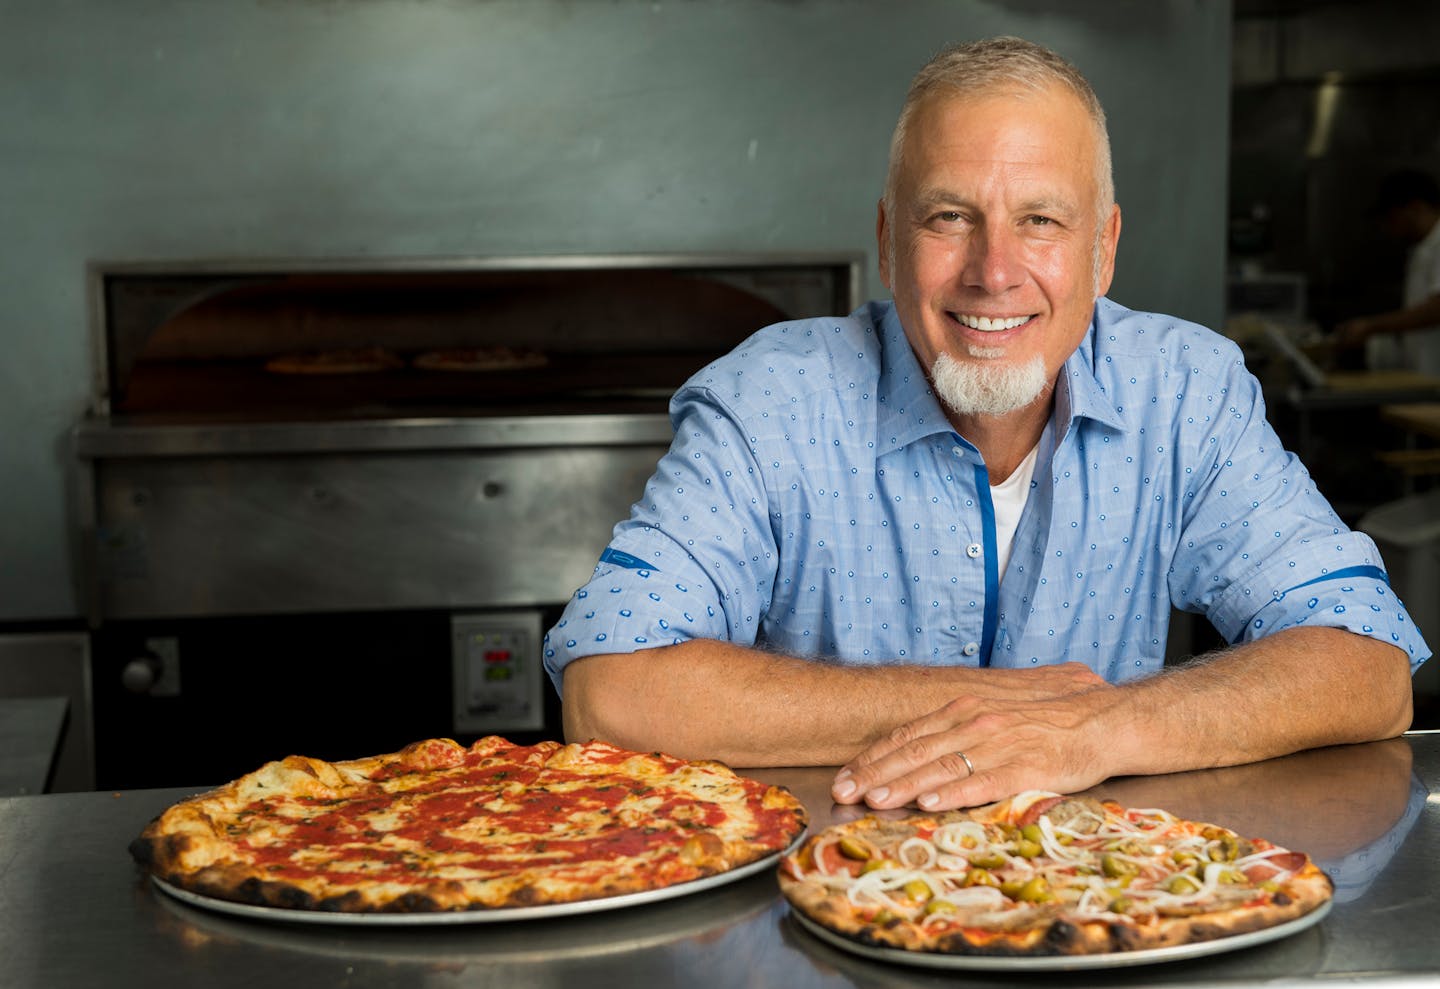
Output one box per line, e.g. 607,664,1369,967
1101,853,1139,881
1108,892,1133,913
1015,839,1043,859
873,909,895,924
969,850,1007,870
1207,834,1240,863
1017,876,1053,903
903,879,933,902
837,837,872,861
1020,823,1045,844
1165,874,1201,895
924,898,957,915
1000,879,1026,899
861,857,899,874
964,868,999,888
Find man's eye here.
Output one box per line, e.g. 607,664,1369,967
936,211,963,223
1025,215,1055,226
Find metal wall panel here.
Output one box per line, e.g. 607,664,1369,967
1,0,1232,620
89,443,667,619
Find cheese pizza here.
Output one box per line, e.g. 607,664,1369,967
130,736,806,914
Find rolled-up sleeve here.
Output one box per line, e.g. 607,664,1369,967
542,387,779,693
1168,358,1430,671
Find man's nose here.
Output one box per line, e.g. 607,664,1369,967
961,223,1024,294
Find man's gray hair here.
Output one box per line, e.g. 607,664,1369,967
883,37,1115,220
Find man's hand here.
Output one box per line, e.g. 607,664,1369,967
831,663,1112,811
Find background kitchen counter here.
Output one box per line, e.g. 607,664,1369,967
1,732,1436,988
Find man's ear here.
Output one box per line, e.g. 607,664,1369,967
1095,203,1122,298
876,197,893,291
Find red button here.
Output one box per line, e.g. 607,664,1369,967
484,650,512,664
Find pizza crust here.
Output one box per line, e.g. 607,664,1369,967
131,737,806,914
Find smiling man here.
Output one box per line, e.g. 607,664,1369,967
544,37,1429,810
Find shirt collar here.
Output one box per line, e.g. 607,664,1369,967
1057,300,1129,436
874,302,957,453
873,299,1129,456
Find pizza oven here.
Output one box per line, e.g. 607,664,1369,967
73,253,862,788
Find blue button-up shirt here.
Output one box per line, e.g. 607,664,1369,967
544,299,1430,692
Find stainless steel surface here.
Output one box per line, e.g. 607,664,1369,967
0,697,68,796
73,412,676,458
0,632,94,792
74,417,670,619
2,734,1437,988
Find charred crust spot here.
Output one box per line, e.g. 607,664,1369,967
1273,891,1293,907
387,892,442,913
160,834,195,861
127,837,156,866
317,892,366,912
234,878,269,905
266,882,315,910
1186,922,1225,943
1043,919,1081,951
1106,922,1144,952
506,885,542,906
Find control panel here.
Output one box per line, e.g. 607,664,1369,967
450,611,544,734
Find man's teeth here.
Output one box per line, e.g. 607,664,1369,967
958,314,1029,331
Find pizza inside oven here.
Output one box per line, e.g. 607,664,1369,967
779,791,1333,957
130,736,806,914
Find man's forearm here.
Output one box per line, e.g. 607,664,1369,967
1345,292,1440,339
560,640,1105,767
1097,626,1414,778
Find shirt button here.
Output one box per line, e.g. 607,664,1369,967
966,543,982,558
951,446,965,458
962,641,980,656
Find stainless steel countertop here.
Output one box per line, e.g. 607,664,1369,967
3,734,1437,988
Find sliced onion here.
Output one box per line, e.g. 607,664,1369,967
897,836,938,870
932,821,988,854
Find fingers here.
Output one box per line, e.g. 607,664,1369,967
834,742,997,811
831,698,989,807
831,691,1111,812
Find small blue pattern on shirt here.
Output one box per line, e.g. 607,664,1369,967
544,299,1431,693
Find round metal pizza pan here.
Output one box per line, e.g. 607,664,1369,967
789,899,1332,971
150,842,794,926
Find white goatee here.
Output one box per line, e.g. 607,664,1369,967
930,351,1049,417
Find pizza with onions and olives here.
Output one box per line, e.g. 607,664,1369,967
779,791,1332,957
130,736,806,915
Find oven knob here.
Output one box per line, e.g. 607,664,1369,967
121,654,163,693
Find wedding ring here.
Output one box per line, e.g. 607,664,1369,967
957,751,975,778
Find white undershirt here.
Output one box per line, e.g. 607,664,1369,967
990,443,1040,580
